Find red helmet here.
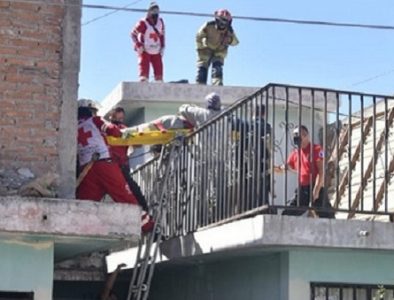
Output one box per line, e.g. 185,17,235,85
214,9,232,23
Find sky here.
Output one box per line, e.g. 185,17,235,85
79,0,394,102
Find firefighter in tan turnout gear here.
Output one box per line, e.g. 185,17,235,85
196,9,239,86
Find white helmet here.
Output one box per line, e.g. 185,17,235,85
78,98,101,111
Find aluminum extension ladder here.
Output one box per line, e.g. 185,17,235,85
126,137,183,300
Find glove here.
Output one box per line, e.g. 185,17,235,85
135,42,144,55
160,47,165,56
224,35,233,46
201,37,208,48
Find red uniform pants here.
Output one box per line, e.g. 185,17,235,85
76,160,138,205
138,52,163,81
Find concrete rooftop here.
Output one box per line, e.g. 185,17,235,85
0,196,141,262
99,81,260,114
106,214,394,271
99,82,339,125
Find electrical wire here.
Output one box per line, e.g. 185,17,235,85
6,0,394,32
82,4,394,31
350,68,394,87
82,0,145,26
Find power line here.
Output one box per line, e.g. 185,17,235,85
82,0,145,26
350,68,394,87
6,0,394,32
82,4,394,31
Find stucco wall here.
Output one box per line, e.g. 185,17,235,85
288,248,394,300
0,240,54,300
149,253,284,300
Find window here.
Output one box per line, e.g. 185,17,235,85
311,283,394,300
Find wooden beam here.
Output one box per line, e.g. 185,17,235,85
348,108,394,219
373,154,394,214
334,116,373,209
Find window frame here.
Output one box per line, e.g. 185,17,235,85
311,282,394,300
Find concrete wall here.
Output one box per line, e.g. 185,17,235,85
152,248,394,300
0,0,81,197
288,248,394,300
149,253,284,300
0,240,54,300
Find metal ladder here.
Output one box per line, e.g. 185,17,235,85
126,137,182,300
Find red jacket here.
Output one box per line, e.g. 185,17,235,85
131,17,165,52
109,123,129,167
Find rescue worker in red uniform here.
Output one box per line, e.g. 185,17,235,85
196,9,239,86
76,102,154,232
131,2,165,82
274,125,335,218
108,107,152,220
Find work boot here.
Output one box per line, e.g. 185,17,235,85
141,211,155,233
211,61,223,86
196,66,208,84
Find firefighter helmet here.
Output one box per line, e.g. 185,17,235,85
214,9,232,23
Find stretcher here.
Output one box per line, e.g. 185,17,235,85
106,129,192,146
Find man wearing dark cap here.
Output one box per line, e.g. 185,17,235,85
275,125,334,218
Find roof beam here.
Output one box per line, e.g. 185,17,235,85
348,108,394,219
334,116,373,209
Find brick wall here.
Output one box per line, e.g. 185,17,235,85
0,0,80,197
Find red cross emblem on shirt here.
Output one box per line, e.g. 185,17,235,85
149,32,159,42
78,127,92,146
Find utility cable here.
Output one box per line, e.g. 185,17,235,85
83,4,394,31
350,68,394,87
82,0,145,26
6,0,394,32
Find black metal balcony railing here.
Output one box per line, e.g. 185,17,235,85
132,83,394,238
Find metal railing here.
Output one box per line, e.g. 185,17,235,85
132,83,394,238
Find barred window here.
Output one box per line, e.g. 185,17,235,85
311,283,394,300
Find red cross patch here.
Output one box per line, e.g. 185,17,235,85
149,32,159,42
78,127,92,146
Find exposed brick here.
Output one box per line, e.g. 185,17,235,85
0,1,10,9
7,38,41,49
0,46,17,56
0,0,70,196
10,1,41,11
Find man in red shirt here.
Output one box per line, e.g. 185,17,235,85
131,2,165,82
275,125,334,218
108,107,153,231
76,102,154,232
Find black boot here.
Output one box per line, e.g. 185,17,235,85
196,66,208,84
212,61,223,86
